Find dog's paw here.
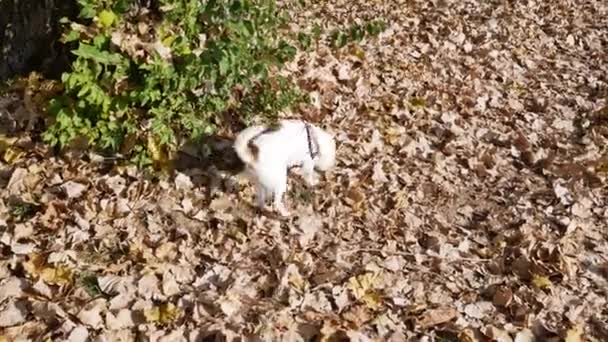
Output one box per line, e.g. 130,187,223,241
306,177,319,187
275,205,290,217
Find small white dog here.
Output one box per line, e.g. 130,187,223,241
233,119,336,216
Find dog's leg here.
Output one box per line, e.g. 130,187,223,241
302,158,318,186
255,183,267,209
273,174,290,216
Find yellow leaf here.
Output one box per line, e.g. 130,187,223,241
0,335,9,342
360,292,382,310
565,324,584,342
384,125,403,146
347,273,375,298
147,135,163,161
227,229,247,244
159,303,179,324
347,273,383,309
0,134,18,151
350,45,366,60
23,253,46,276
288,272,306,292
144,306,161,323
3,146,25,164
144,303,179,324
0,134,24,165
162,35,176,47
98,10,116,28
40,265,73,286
532,275,552,290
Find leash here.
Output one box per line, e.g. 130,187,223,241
305,123,319,159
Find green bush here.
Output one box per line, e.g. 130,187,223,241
43,0,303,167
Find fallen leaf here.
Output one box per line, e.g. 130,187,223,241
77,299,106,329
492,286,513,307
463,301,494,319
22,253,45,277
347,273,382,310
144,303,179,324
513,329,535,342
3,146,25,164
0,300,28,328
40,265,73,286
564,324,583,342
104,175,126,196
484,325,513,342
294,214,322,248
458,329,478,342
363,130,384,155
417,307,458,329
106,309,137,330
531,275,552,290
174,173,193,191
62,181,87,199
6,168,28,193
67,325,90,342
0,277,27,302
138,274,161,300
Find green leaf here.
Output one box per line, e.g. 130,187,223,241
80,8,97,19
62,30,81,43
72,43,123,65
48,0,305,166
219,56,230,76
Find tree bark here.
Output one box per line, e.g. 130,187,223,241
0,0,77,81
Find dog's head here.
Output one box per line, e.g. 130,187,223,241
314,126,336,172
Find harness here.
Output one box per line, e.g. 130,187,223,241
247,122,319,160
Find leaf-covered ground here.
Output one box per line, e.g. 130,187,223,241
1,0,608,340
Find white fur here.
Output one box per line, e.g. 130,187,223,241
233,120,336,216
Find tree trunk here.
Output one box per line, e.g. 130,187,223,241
0,0,77,81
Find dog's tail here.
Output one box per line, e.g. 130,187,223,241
233,126,267,167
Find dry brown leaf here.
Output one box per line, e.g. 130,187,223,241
458,329,479,342
61,181,87,199
0,300,28,328
77,299,106,329
463,301,494,320
492,286,513,307
417,307,458,329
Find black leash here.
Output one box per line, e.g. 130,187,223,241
305,123,318,159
